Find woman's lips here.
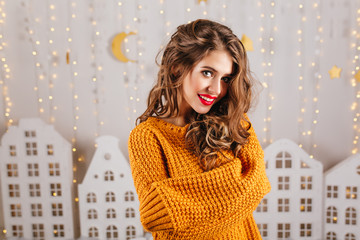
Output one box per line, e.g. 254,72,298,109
198,94,217,106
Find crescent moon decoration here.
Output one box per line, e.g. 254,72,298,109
111,32,136,63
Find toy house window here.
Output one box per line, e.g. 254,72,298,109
125,191,135,202
106,225,118,239
126,208,135,218
326,206,338,224
29,184,41,197
106,192,116,202
50,183,62,197
256,198,268,212
300,223,312,237
105,171,114,181
345,186,357,199
327,185,338,198
32,223,44,240
9,145,16,156
26,142,37,156
51,203,63,216
345,233,356,240
300,176,312,190
28,163,39,177
345,207,357,225
47,144,54,155
357,166,360,175
277,223,290,239
11,225,23,238
31,203,42,217
278,198,290,212
300,198,312,212
278,176,290,190
87,193,97,203
300,161,310,168
53,224,65,237
7,164,18,177
88,209,98,219
275,151,292,168
88,227,99,238
10,204,22,217
126,226,136,240
8,184,20,197
25,130,36,138
326,232,336,240
107,208,116,219
257,224,268,237
49,163,60,176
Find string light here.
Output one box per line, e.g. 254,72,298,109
350,3,360,154
89,0,105,137
22,1,47,119
0,0,12,128
220,1,227,23
259,0,276,145
66,0,80,157
46,0,58,123
297,0,306,149
307,0,324,158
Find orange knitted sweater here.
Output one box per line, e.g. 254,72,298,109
128,116,271,239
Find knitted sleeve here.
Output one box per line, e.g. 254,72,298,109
128,121,271,233
128,126,173,232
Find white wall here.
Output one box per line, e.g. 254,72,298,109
0,0,358,236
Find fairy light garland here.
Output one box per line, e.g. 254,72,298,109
307,0,324,158
0,0,13,128
350,3,360,154
259,0,276,145
115,1,135,126
220,1,228,23
185,0,194,23
198,0,208,17
89,0,105,139
133,0,145,120
297,1,307,150
46,0,57,123
22,0,47,118
66,0,81,158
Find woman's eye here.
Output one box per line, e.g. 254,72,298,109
202,71,212,77
222,77,231,83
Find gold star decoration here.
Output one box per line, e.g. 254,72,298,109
198,0,208,4
241,34,254,52
355,70,360,82
329,65,342,79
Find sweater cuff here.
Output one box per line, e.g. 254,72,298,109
140,185,173,231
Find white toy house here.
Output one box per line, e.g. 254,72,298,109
78,135,143,240
253,138,324,240
0,118,74,240
323,153,360,240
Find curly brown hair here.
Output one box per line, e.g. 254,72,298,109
137,19,258,171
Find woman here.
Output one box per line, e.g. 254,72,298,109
128,19,271,239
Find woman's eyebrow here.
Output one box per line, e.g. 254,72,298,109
201,66,218,72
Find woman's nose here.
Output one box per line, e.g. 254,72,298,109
208,78,222,95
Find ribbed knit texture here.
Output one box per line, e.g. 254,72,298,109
128,115,271,239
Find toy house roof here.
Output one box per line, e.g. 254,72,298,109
80,135,131,184
1,118,69,146
324,153,360,178
264,138,323,169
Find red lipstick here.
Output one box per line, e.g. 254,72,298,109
198,94,217,106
